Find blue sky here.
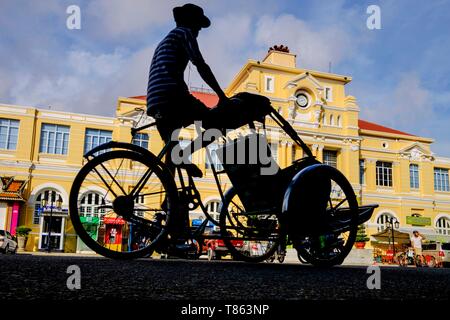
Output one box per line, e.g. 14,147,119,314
1,0,450,156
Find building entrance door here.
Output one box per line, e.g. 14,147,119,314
39,216,65,251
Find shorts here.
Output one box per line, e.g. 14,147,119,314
147,91,218,143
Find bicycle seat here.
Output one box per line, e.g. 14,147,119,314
179,163,203,178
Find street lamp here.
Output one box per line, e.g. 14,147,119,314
386,217,400,260
41,191,63,253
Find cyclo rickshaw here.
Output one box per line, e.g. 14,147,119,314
69,92,377,267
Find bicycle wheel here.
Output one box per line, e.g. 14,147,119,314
219,187,281,262
69,150,178,259
291,165,359,267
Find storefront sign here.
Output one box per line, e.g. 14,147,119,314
103,217,126,225
40,206,69,216
80,216,100,224
406,216,431,226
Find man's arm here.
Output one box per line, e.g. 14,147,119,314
196,62,227,101
183,29,228,103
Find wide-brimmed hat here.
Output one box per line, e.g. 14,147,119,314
173,3,210,29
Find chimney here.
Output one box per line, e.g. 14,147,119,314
262,45,296,68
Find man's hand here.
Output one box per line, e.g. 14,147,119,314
217,95,231,108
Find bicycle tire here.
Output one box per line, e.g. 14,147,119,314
69,150,178,260
219,186,281,263
293,165,359,267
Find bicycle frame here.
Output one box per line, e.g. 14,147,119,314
82,105,316,239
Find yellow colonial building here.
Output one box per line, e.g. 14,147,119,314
1,47,449,254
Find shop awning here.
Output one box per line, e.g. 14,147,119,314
0,192,26,202
371,228,412,245
103,217,126,225
0,176,28,202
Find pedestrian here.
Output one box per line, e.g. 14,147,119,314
410,230,425,265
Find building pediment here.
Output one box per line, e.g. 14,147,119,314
399,143,434,161
284,72,324,92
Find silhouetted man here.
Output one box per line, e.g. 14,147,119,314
147,3,228,143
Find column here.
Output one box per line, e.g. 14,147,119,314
365,158,377,192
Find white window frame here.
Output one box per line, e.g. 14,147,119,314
323,150,338,168
264,75,275,93
436,217,450,235
0,118,20,150
84,128,113,154
359,159,365,185
79,191,106,219
376,161,393,187
132,133,149,149
434,168,449,192
270,141,278,163
205,143,223,171
205,200,221,221
376,213,394,232
324,86,333,102
409,164,419,189
35,189,65,251
39,123,70,155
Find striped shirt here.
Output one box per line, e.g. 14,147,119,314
147,27,205,114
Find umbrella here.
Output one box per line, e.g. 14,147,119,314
371,227,411,245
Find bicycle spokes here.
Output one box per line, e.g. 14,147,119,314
74,152,170,254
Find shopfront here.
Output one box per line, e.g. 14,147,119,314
103,214,127,252
36,190,67,252
371,228,412,263
38,211,67,251
0,177,27,235
76,216,100,253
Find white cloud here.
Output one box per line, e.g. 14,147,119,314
358,72,450,156
360,73,431,128
9,47,152,115
85,0,210,38
188,13,254,88
254,14,355,71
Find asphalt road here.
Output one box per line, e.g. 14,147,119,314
1,254,449,302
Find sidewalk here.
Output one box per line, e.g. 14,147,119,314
16,249,399,267
17,251,102,258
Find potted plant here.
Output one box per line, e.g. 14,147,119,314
355,224,370,249
15,225,32,252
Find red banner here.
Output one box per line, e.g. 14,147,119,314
103,217,126,225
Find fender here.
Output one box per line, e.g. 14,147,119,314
83,141,166,170
281,163,329,217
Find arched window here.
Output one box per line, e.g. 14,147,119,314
329,114,334,126
34,189,63,225
79,192,106,219
206,200,221,221
376,212,394,232
436,217,450,235
337,115,341,127
34,189,66,251
321,113,326,125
